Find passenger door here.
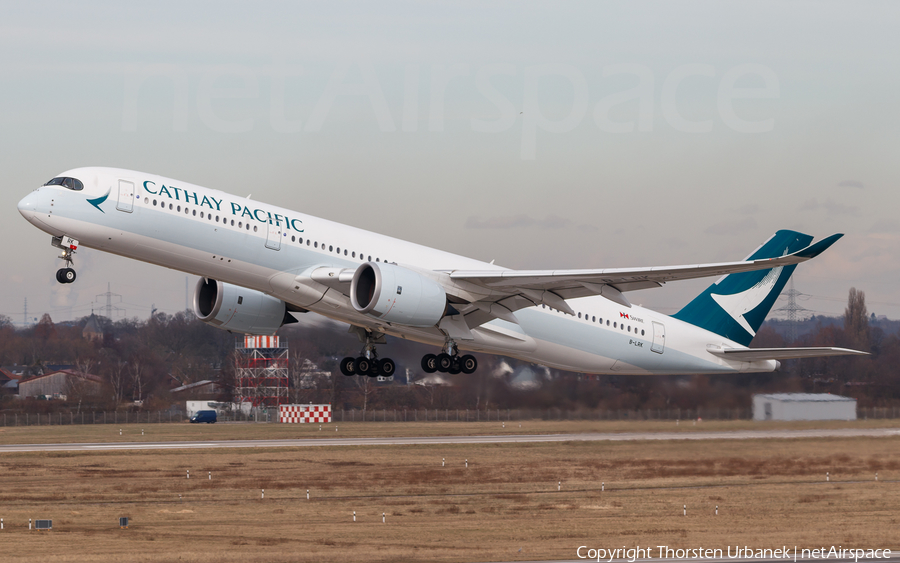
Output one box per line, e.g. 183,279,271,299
265,220,282,251
651,321,666,354
116,180,135,213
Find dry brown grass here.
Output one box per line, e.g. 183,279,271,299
0,432,899,562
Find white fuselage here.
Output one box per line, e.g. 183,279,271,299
18,167,777,375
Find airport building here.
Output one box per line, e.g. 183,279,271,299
17,369,103,400
752,393,857,421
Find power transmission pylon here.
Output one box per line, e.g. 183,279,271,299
773,278,813,342
95,283,125,319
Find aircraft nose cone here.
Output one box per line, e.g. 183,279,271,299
17,192,37,218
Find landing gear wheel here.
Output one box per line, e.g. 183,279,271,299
460,355,478,374
421,354,437,373
355,357,373,376
448,358,461,375
56,268,76,284
378,358,396,377
340,357,357,376
436,353,453,373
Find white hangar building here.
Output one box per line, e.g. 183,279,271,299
752,393,857,421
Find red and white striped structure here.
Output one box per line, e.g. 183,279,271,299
279,404,332,423
235,335,288,407
244,335,280,349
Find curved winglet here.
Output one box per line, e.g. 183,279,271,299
793,233,843,259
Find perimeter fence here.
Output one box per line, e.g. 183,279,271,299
1,406,899,426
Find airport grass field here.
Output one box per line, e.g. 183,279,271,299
0,421,898,562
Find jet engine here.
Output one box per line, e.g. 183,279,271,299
350,262,447,327
192,278,297,335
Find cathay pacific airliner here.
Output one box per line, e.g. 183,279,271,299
18,168,866,378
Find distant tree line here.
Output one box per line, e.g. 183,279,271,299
0,288,896,414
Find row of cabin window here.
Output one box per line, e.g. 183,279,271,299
146,197,386,263
147,197,260,232
540,304,646,336
286,235,383,263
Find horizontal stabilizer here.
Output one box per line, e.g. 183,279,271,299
708,347,869,362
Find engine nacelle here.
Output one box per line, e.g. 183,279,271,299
350,262,447,327
193,278,296,335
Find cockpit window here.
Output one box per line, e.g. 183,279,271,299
43,177,84,191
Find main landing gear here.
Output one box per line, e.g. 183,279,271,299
340,330,396,378
51,235,77,284
339,355,396,378
421,339,477,375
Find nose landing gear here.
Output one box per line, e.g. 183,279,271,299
56,268,76,284
51,235,78,284
421,339,477,375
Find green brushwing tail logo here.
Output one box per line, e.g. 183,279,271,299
673,230,813,347
87,190,110,213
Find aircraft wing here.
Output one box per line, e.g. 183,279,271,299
442,234,843,314
300,233,843,334
707,347,869,361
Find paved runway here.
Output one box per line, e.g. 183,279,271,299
1,427,897,453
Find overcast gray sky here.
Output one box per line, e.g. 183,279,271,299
2,1,899,326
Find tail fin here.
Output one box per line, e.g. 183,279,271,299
672,230,813,346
